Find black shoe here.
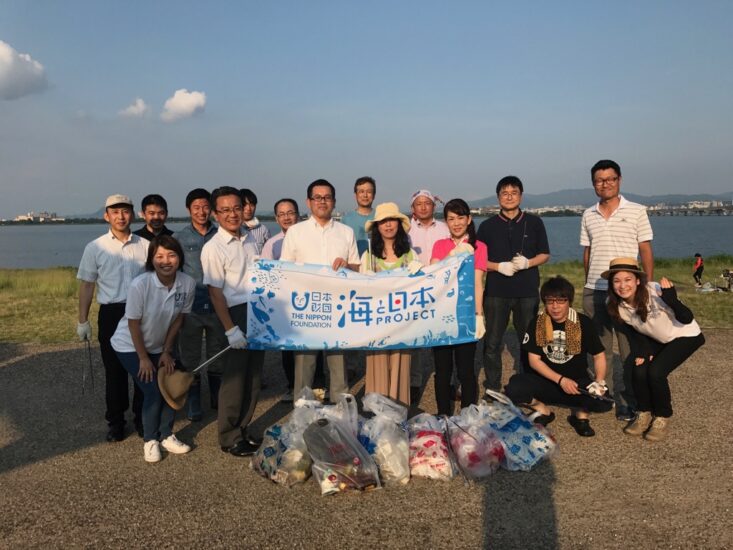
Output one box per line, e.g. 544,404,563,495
106,425,125,442
530,411,556,427
221,440,258,457
243,432,262,447
615,407,636,422
568,415,595,437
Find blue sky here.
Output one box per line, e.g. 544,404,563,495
1,1,732,217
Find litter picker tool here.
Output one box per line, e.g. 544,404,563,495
577,386,615,403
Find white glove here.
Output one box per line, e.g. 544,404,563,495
497,262,517,277
449,242,474,256
475,314,486,340
512,255,529,270
407,260,423,275
225,326,248,349
586,381,608,397
77,321,92,341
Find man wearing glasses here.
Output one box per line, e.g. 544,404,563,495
580,159,654,421
280,179,360,402
201,186,264,456
477,176,550,396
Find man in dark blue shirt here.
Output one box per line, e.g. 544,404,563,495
476,176,550,394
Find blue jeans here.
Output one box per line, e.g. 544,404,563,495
482,295,539,391
116,352,175,442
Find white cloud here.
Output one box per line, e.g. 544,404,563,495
0,40,48,100
118,97,150,118
160,88,206,122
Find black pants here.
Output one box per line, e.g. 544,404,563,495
693,267,703,285
505,372,613,413
98,303,143,429
433,342,477,416
633,333,705,417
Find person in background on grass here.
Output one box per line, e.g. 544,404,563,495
505,276,612,437
408,189,450,404
342,176,376,257
693,253,704,287
111,235,195,462
202,186,265,457
430,198,487,416
604,258,704,441
77,194,148,442
173,188,226,421
134,194,174,240
239,188,271,254
580,159,654,421
477,175,550,397
280,179,360,402
359,202,420,405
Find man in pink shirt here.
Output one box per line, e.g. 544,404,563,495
407,189,450,401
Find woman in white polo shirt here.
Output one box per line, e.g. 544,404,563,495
112,235,196,463
604,257,704,442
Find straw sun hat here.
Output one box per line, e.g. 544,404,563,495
601,257,646,280
364,202,411,233
157,369,195,410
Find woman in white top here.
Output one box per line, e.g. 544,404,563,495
359,202,419,405
604,257,704,442
112,235,196,462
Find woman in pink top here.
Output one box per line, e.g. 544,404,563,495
430,198,488,415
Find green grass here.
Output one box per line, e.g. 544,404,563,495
1,257,731,343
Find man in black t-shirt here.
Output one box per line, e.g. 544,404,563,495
133,194,174,241
504,276,612,437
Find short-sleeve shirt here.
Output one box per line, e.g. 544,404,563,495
110,270,195,354
580,195,654,291
477,211,550,298
173,222,218,313
261,231,285,260
430,238,488,271
243,219,271,255
522,313,604,381
77,231,149,304
201,226,257,308
408,218,450,264
359,249,418,273
341,210,372,257
279,217,359,266
133,226,174,241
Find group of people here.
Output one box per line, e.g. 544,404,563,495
76,159,704,463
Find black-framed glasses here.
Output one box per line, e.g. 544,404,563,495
310,195,334,203
593,176,619,187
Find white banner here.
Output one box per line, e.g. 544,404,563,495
245,254,476,350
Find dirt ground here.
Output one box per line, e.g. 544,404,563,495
1,331,731,549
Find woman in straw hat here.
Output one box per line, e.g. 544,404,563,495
111,235,196,462
429,198,487,415
360,202,420,405
604,257,705,441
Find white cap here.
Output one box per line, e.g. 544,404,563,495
105,194,133,208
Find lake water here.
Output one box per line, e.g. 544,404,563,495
0,216,731,269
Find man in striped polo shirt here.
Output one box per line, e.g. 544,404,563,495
580,159,654,420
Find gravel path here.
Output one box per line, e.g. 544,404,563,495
1,332,731,549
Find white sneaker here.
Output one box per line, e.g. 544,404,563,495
161,434,191,454
144,440,161,463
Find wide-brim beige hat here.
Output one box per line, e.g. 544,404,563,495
157,369,195,410
364,202,411,233
601,257,646,279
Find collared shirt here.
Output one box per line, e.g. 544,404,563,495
618,283,701,343
580,195,654,291
173,222,218,313
261,231,285,260
477,210,550,298
430,238,489,271
133,225,174,241
110,270,195,354
279,217,359,266
201,226,257,307
408,218,450,264
77,231,150,304
243,218,271,254
341,210,372,257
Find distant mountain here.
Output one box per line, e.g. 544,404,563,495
468,189,733,209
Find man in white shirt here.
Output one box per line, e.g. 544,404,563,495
239,188,271,254
580,159,654,420
77,194,149,442
280,179,360,401
201,186,264,457
407,189,450,400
